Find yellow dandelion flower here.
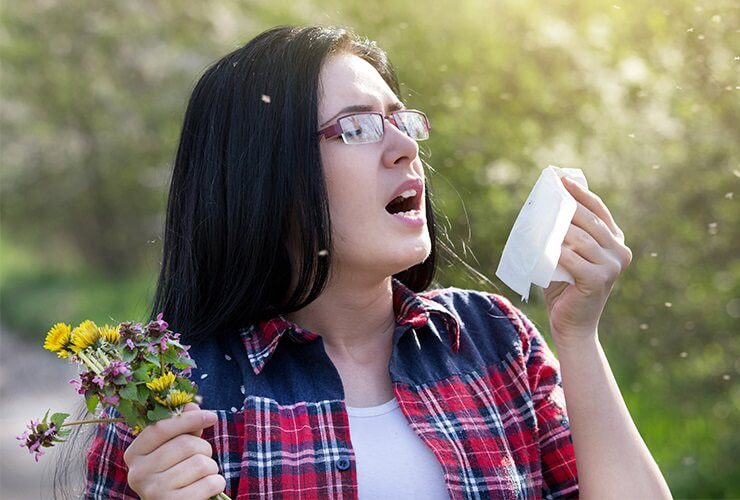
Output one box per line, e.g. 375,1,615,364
166,390,194,409
99,324,121,344
70,320,100,353
44,323,73,358
146,371,176,392
131,425,142,436
154,395,168,406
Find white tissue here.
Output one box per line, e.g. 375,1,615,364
495,165,588,302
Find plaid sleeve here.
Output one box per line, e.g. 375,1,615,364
491,294,579,499
84,407,140,499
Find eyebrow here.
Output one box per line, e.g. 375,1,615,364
320,101,405,128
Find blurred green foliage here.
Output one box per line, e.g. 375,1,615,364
0,229,155,336
1,0,738,497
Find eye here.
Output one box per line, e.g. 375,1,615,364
341,116,365,136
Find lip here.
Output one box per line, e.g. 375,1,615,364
388,210,426,227
386,177,424,209
385,177,426,228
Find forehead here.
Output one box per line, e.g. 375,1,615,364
318,53,398,116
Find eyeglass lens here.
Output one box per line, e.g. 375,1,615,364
338,111,429,144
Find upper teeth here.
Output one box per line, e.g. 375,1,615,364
399,189,417,200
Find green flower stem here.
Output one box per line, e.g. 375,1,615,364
77,351,104,374
91,352,107,373
211,493,231,500
96,348,112,366
61,417,125,427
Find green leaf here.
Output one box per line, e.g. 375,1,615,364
132,365,150,382
172,357,196,371
144,352,160,365
167,339,185,350
120,349,137,363
116,400,139,428
119,383,138,401
57,427,72,438
50,412,70,427
85,394,100,415
136,384,150,404
174,377,195,393
162,348,181,365
146,404,171,423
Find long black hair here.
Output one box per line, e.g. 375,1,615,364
148,25,438,348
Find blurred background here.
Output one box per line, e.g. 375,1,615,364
0,0,737,498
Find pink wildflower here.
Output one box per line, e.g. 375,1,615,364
16,418,60,462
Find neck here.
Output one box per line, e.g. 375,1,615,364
285,275,396,361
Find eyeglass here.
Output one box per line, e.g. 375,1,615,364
317,109,431,145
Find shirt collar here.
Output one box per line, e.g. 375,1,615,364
240,277,461,375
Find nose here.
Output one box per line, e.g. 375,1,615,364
384,115,409,137
381,116,419,167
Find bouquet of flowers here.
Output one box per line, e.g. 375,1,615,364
16,313,230,500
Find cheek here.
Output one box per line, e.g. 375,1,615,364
322,149,378,227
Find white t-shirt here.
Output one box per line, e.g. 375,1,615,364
346,397,450,499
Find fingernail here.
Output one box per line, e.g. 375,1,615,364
203,412,218,425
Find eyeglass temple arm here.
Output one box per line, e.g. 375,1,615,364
317,122,344,139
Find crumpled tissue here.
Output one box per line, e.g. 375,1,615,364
495,165,588,302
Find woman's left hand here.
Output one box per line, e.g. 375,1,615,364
543,176,633,348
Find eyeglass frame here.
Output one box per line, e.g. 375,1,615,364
316,109,432,144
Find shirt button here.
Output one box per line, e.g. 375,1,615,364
336,457,351,471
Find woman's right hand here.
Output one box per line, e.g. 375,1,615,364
123,403,225,500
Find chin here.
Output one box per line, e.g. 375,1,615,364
394,241,432,272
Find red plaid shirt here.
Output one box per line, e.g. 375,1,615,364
85,279,579,499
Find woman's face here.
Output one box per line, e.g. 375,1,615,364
317,53,431,281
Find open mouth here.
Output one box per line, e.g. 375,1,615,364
384,188,423,216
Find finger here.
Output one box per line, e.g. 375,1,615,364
567,199,633,270
125,408,218,458
182,402,201,413
562,176,624,239
142,433,214,474
558,245,607,290
569,198,622,250
158,453,220,490
562,224,611,265
172,473,226,500
182,402,207,438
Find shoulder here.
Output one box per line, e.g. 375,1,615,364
419,285,542,357
421,285,523,317
185,333,251,411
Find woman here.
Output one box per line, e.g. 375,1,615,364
84,25,672,499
